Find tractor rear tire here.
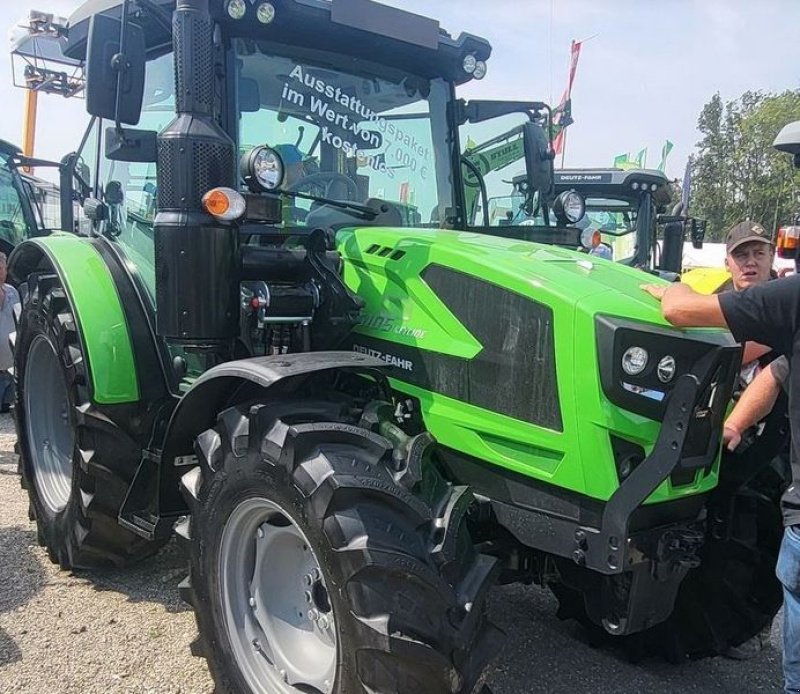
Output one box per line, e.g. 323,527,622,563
179,397,500,694
15,272,161,569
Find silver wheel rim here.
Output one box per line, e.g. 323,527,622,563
25,333,74,514
219,497,337,693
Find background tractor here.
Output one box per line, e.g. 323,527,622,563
461,142,706,276
0,139,64,251
7,0,787,691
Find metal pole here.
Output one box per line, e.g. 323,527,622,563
21,90,38,173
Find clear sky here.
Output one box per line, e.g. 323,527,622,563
1,0,798,182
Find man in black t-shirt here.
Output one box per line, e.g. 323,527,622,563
643,275,800,692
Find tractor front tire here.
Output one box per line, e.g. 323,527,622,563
16,273,159,569
641,449,789,661
551,439,789,662
180,398,500,694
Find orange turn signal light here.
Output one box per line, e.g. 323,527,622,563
201,187,246,221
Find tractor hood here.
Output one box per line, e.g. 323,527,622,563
339,225,737,498
337,226,669,325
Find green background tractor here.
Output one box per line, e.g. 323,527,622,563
8,0,786,690
0,139,62,250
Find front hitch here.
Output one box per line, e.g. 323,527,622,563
576,372,700,574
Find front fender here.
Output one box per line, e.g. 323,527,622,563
161,351,390,465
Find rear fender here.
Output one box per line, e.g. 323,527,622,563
9,236,139,405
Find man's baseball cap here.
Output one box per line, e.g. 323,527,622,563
725,220,773,253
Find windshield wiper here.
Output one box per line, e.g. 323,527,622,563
287,190,380,220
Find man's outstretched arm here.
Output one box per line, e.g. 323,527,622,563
641,283,728,328
723,358,785,451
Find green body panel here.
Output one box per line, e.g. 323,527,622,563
339,227,723,504
26,235,139,404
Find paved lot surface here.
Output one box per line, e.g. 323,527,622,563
0,413,784,693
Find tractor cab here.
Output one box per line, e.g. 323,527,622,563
524,167,678,266
546,168,707,274
49,0,559,372
455,132,685,267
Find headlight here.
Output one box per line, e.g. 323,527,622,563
256,2,276,23
226,0,247,19
462,54,477,74
553,189,586,225
240,146,285,193
657,355,676,383
473,61,488,80
622,346,649,375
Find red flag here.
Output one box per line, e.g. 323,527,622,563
552,40,582,156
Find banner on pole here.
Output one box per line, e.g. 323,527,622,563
613,152,641,171
657,140,674,172
552,40,582,156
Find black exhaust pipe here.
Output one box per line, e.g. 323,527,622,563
154,0,239,344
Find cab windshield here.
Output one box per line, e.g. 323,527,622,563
236,41,455,228
581,196,640,262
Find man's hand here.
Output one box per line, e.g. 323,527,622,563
723,424,742,452
641,284,667,301
640,281,727,328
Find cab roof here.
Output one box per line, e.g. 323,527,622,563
65,0,491,84
553,168,673,207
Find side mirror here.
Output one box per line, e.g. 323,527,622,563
523,121,554,214
691,218,706,249
85,12,146,125
75,159,91,186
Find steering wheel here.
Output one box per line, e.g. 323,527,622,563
288,172,359,200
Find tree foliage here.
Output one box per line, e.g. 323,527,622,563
691,90,800,241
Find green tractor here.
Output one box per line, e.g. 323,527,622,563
459,132,707,276
480,165,706,275
10,0,785,691
550,168,706,274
